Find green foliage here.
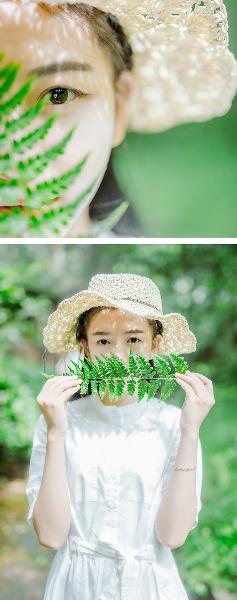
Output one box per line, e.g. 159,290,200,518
176,385,237,598
42,350,188,402
0,53,128,236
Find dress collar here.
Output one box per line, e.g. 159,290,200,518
86,392,159,426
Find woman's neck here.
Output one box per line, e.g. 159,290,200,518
99,391,138,406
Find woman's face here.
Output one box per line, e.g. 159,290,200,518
82,308,162,364
81,307,162,404
0,2,134,227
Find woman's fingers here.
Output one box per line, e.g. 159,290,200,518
61,384,82,402
190,372,213,395
175,375,196,398
175,372,208,400
47,376,82,392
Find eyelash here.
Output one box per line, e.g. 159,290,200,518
97,338,142,346
37,86,88,106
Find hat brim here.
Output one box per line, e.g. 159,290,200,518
43,289,196,355
63,0,237,132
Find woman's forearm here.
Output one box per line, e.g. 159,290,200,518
33,429,71,549
155,428,199,548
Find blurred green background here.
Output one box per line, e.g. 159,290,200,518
0,244,237,599
113,0,237,237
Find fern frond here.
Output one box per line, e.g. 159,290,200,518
26,176,100,237
12,113,57,154
60,350,189,403
160,378,177,400
4,95,49,136
0,64,20,99
25,153,90,207
152,355,172,377
0,74,37,117
0,56,126,236
17,128,75,180
169,353,188,374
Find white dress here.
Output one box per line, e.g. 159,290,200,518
25,392,203,600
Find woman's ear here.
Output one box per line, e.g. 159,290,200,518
151,334,162,354
112,70,135,148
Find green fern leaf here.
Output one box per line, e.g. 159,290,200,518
116,379,125,398
26,176,99,236
91,379,98,397
0,74,37,117
66,365,76,375
108,379,116,401
168,353,188,374
147,379,161,400
69,360,83,379
3,96,48,136
136,354,154,377
138,379,147,401
80,379,89,395
99,379,107,399
108,353,129,377
153,355,171,377
25,153,90,207
128,351,140,376
94,357,111,379
160,378,177,401
0,179,22,202
84,356,99,379
127,379,136,396
12,113,58,154
40,371,55,379
81,362,91,381
97,354,115,378
17,128,75,180
0,64,20,98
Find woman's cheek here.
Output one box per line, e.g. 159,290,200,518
54,94,115,202
30,93,115,199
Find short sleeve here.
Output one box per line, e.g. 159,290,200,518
160,415,203,530
25,413,48,528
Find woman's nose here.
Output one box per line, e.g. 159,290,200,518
113,346,129,365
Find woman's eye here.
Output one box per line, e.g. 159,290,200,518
97,339,110,346
38,87,86,105
128,337,141,344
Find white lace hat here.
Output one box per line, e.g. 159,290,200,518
43,273,197,355
38,0,237,132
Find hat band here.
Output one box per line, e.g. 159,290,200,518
99,294,163,314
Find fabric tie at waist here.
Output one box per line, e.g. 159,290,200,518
66,535,159,600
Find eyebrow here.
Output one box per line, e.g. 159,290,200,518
92,330,145,336
28,61,93,77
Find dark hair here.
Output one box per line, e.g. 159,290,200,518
89,155,142,236
39,2,133,81
69,306,164,401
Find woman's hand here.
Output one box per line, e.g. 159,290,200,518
37,375,82,434
175,371,215,435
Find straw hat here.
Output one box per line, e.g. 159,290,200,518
39,0,237,132
43,273,197,355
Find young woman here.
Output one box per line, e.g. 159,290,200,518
1,0,236,237
25,273,215,599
